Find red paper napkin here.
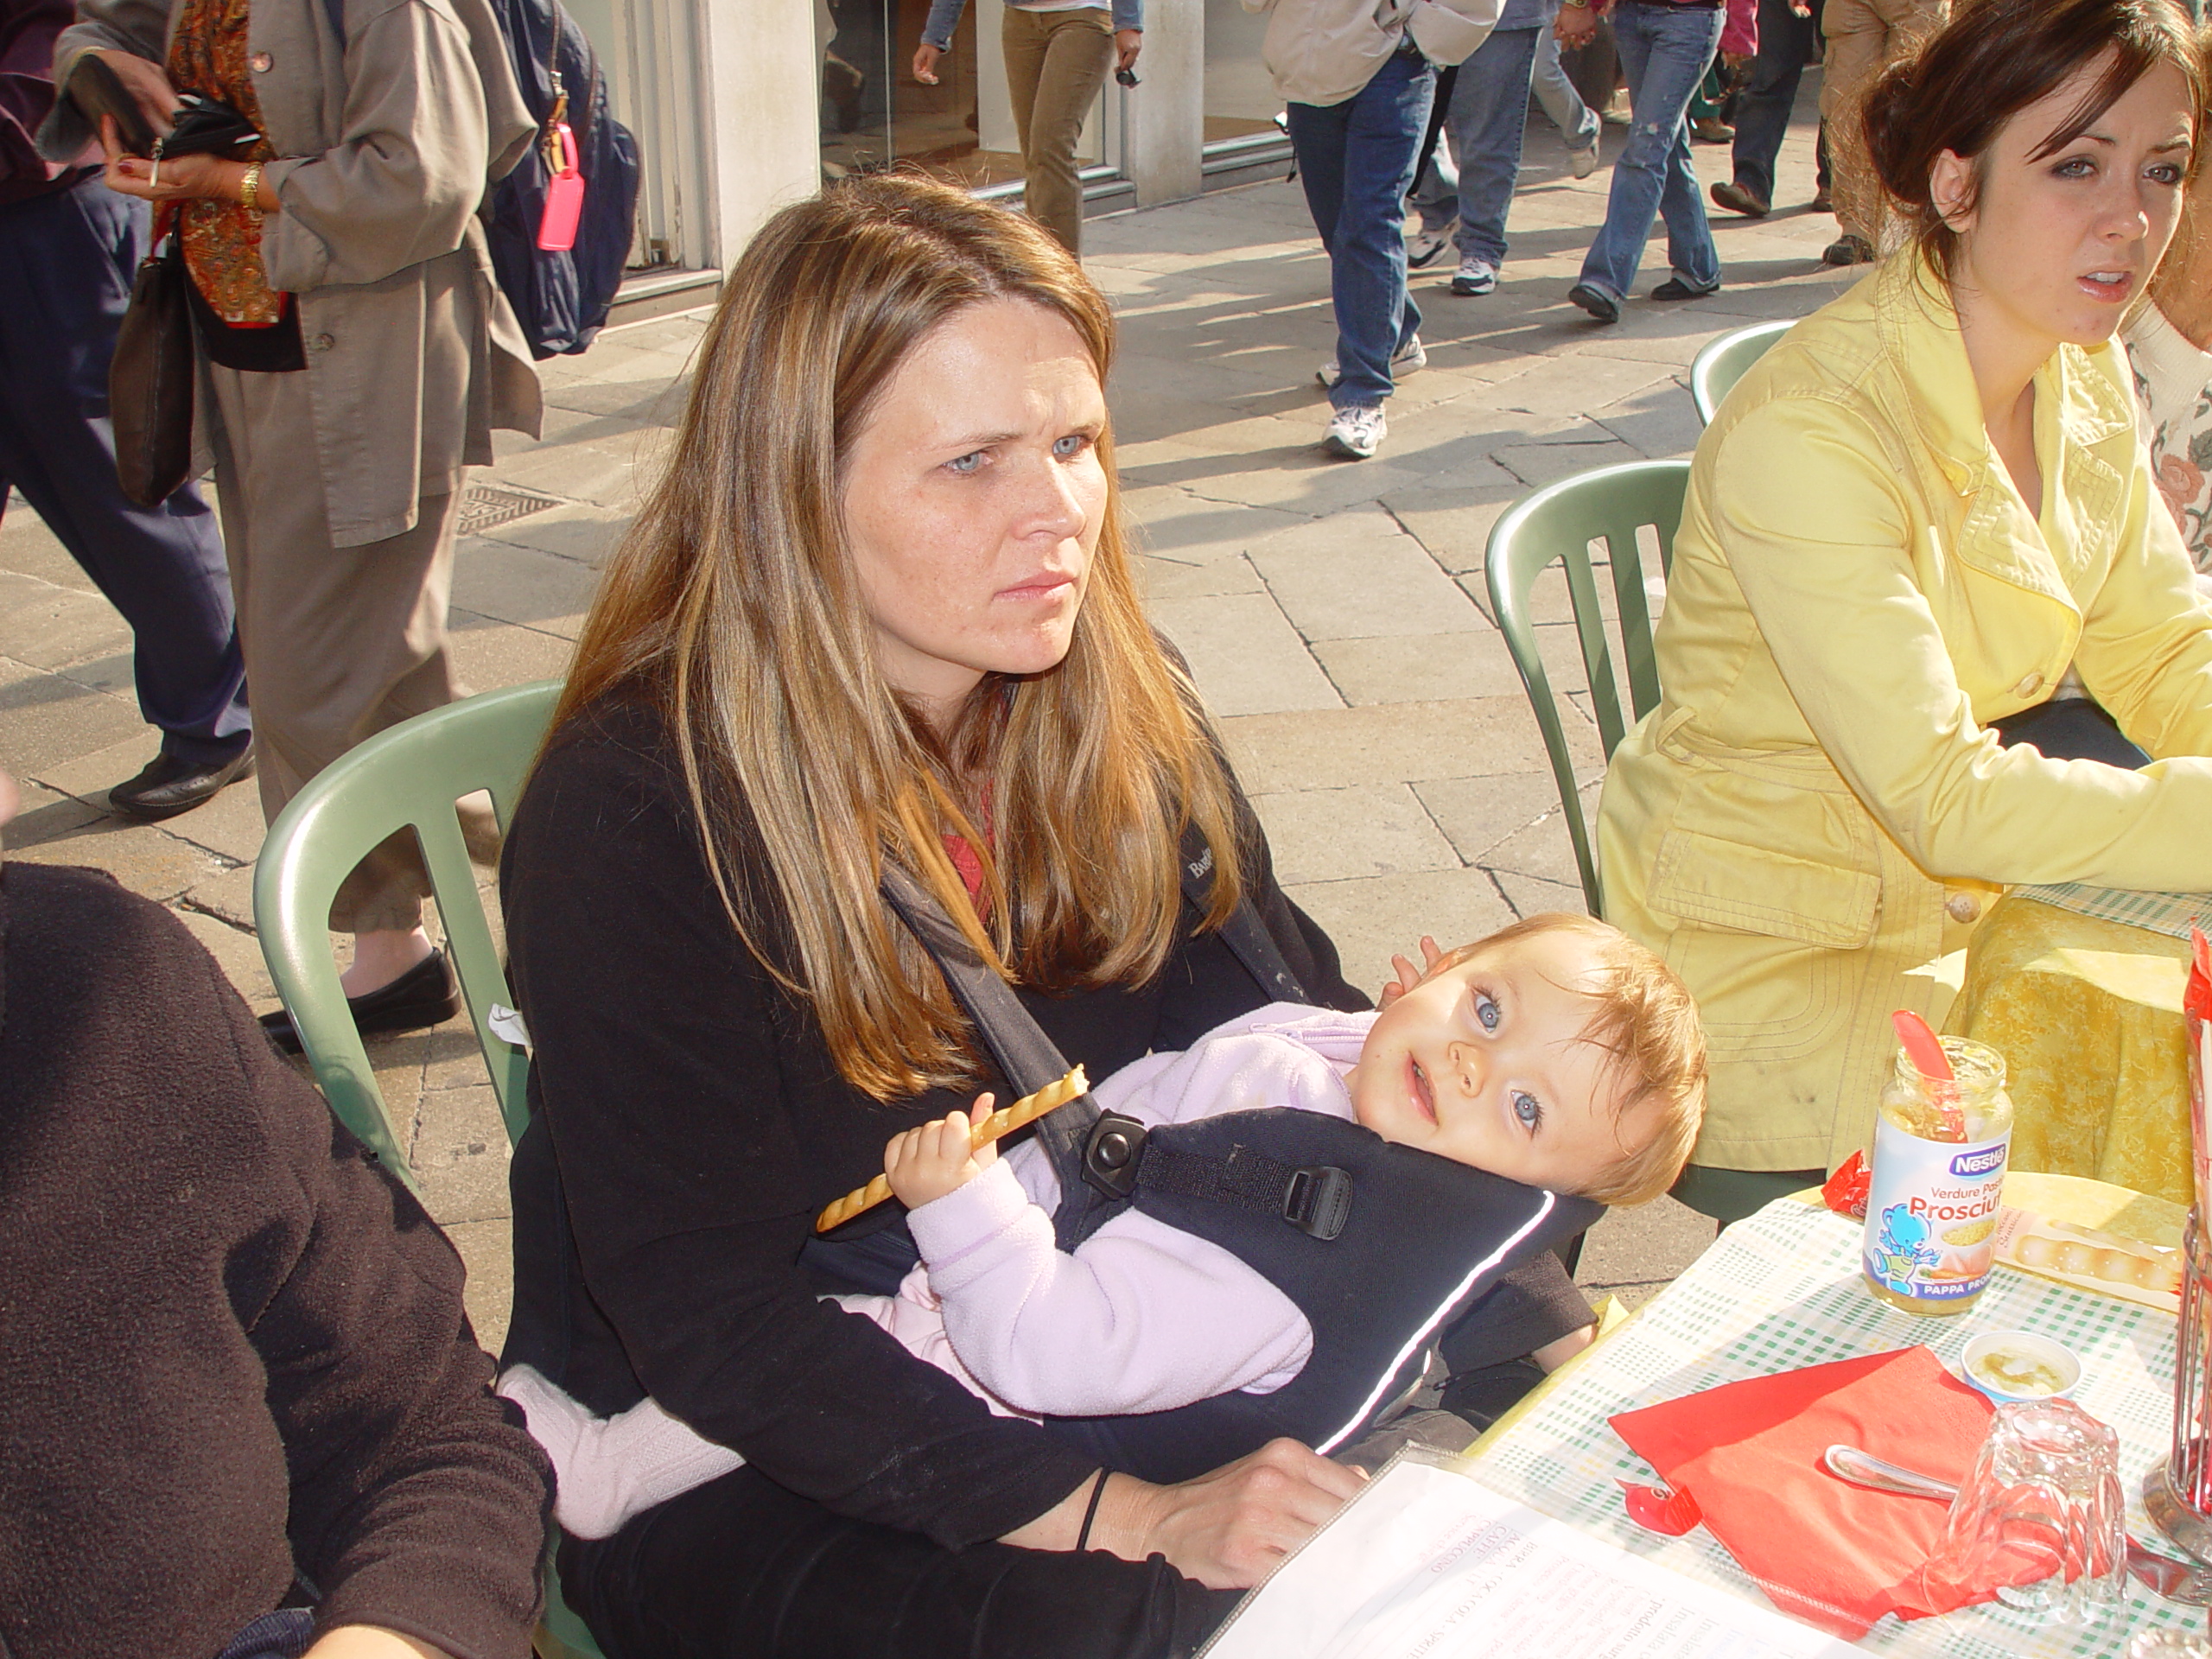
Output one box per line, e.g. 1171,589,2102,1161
1611,1346,2018,1640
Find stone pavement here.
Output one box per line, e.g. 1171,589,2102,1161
1,83,1844,1346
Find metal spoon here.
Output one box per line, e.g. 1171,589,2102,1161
1823,1444,2212,1606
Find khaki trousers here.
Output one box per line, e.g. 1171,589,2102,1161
207,362,480,934
1001,4,1115,256
1820,0,1948,247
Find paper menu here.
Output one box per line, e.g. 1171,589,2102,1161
1199,1451,1858,1659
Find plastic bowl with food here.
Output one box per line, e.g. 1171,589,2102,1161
1960,1330,2082,1405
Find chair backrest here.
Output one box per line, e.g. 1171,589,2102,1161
252,678,563,1184
1484,461,1690,916
1689,318,1792,424
252,677,609,1659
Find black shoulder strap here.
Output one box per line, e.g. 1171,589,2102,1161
1176,823,1306,1006
877,861,1107,1249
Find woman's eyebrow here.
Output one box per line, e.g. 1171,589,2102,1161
938,427,1024,452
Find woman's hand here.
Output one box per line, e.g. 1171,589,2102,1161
1104,1440,1367,1589
1005,1442,1366,1590
302,1628,448,1659
86,48,176,142
912,41,944,84
1554,2,1599,49
1115,29,1142,74
101,116,251,204
883,1096,998,1210
1376,935,1444,1010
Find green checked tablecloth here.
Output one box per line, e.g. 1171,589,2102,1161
1463,1196,2198,1657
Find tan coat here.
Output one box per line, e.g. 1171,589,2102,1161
1598,254,2212,1174
45,0,542,545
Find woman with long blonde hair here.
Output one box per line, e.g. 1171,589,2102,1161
498,175,1376,1655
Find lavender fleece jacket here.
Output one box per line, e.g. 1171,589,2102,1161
906,1003,1381,1416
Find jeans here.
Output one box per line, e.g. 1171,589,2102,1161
1531,24,1601,151
1407,28,1543,269
1576,0,1725,302
1287,42,1436,410
0,176,251,766
1728,0,1816,202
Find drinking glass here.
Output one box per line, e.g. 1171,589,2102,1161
1926,1399,2125,1623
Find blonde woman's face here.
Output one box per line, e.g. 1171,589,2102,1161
1938,57,2194,351
842,298,1108,725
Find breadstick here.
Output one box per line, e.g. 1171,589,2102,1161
814,1065,1090,1234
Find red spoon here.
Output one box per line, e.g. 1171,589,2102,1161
1891,1009,1964,1141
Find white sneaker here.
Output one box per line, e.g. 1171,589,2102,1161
1568,142,1599,179
1323,404,1387,460
1450,257,1497,296
1316,335,1427,390
1407,221,1456,268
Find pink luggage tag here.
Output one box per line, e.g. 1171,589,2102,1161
537,120,584,252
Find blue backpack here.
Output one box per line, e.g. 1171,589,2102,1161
319,0,641,359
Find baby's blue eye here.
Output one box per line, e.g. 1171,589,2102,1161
1474,993,1501,1033
1512,1091,1542,1131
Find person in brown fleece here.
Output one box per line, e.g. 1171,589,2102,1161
0,765,552,1659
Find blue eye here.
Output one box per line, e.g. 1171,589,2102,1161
1512,1091,1542,1131
1474,992,1501,1033
1052,432,1093,458
946,450,985,475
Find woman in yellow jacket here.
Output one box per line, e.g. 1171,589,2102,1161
1599,0,2210,1223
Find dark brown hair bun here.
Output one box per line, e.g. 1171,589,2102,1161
1857,0,2204,279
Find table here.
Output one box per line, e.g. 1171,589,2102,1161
1460,1175,2199,1657
1948,893,2196,1209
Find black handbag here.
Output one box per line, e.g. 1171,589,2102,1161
111,213,195,508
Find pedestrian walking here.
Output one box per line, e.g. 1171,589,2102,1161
915,0,1143,257
1406,0,1598,302
1558,0,1757,324
1531,23,1605,174
1250,0,1502,460
1711,0,1817,218
0,0,251,823
1818,0,1947,265
45,0,541,1046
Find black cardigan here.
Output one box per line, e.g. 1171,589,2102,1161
0,862,552,1659
500,695,1364,1548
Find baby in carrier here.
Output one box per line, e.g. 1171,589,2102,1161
504,912,1707,1536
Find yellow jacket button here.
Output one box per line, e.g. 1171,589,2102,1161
2013,672,2044,699
1945,893,1981,924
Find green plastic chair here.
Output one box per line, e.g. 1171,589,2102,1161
251,677,607,1659
1483,460,1690,917
253,678,561,1173
1688,318,1792,424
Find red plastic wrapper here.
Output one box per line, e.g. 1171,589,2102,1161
2189,929,2211,1224
1822,1149,1871,1220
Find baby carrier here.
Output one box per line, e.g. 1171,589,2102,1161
859,842,1602,1483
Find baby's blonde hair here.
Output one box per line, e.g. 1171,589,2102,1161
1427,914,1707,1206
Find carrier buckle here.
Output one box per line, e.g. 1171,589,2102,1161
1282,1166,1352,1240
1081,1112,1149,1199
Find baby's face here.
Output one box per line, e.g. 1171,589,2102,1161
1346,930,1640,1194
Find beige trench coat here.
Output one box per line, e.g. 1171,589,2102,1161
1598,254,2212,1176
44,0,542,546
1239,0,1502,107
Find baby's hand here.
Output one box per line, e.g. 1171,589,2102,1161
885,1095,999,1210
1376,936,1445,1009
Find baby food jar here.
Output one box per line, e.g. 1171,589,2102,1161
1862,1037,2014,1317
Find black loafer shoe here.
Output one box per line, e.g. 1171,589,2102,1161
107,745,256,823
261,949,461,1056
1567,282,1620,323
1650,276,1720,301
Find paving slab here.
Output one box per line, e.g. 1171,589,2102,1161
1247,504,1486,641
1286,866,1521,993
1250,782,1462,886
1149,592,1340,715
